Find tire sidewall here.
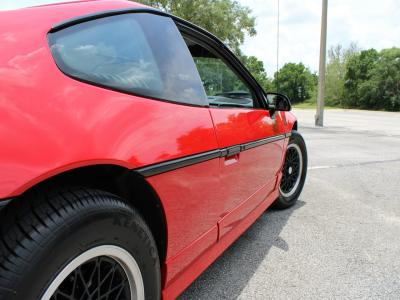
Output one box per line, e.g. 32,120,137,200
12,196,160,300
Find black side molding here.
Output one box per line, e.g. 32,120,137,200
243,135,286,151
137,150,221,177
136,134,287,177
225,145,241,156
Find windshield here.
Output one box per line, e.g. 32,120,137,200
0,0,83,11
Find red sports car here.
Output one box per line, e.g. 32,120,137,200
0,0,307,299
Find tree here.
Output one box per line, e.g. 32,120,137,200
344,49,379,107
135,0,256,53
357,48,400,111
325,43,359,106
240,55,273,92
273,63,316,103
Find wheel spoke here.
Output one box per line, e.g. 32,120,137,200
77,268,91,300
52,290,74,300
100,279,128,299
50,256,131,300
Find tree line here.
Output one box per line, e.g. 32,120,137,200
135,0,399,112
325,45,400,111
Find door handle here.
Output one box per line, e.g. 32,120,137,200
221,145,242,166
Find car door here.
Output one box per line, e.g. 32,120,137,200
182,34,286,238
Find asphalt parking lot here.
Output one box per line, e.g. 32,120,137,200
180,109,400,299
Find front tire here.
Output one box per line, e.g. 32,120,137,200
0,188,160,300
274,130,308,209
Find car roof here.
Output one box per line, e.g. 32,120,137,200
0,0,146,30
0,0,99,11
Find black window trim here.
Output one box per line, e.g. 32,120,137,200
178,26,265,110
49,7,270,110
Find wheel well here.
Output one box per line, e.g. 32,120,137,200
15,165,167,263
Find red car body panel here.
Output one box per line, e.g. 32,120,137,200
163,188,280,300
0,1,297,298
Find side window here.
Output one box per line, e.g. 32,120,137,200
48,14,208,106
184,37,255,108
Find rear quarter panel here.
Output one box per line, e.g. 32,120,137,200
0,0,223,265
0,1,218,197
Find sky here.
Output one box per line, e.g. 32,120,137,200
239,0,400,76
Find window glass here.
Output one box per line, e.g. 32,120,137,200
49,14,208,106
184,37,255,108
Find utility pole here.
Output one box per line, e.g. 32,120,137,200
276,0,280,92
315,0,328,127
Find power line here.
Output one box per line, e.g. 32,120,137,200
276,0,280,93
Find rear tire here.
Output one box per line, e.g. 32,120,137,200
0,187,161,300
274,130,307,209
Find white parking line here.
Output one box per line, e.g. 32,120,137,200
308,165,335,170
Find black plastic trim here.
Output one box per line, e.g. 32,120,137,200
226,145,241,156
51,8,169,32
49,8,221,46
0,198,11,211
137,134,288,177
243,135,286,151
137,150,221,177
